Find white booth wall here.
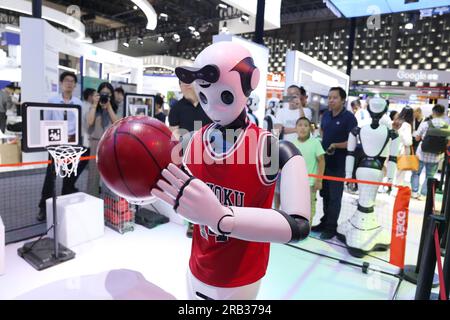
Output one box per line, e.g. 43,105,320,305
20,17,143,162
142,74,181,96
20,17,143,103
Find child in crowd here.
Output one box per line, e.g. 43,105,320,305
293,117,325,224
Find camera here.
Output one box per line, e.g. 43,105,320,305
99,93,110,104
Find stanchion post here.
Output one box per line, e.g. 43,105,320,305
443,215,450,299
404,178,439,284
416,178,438,273
440,158,450,251
415,214,446,300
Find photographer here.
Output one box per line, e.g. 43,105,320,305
87,82,119,196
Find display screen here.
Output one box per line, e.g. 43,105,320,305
327,0,450,17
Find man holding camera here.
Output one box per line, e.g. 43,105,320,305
37,72,83,221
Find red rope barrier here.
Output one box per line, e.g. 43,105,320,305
0,158,399,188
434,227,447,300
0,155,96,168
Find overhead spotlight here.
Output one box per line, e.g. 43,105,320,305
188,26,196,32
122,38,130,47
133,5,138,10
218,3,228,9
240,14,250,24
157,36,164,43
405,22,413,30
192,31,201,40
172,33,180,42
159,13,168,21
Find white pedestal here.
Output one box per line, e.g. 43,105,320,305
0,215,4,275
46,192,104,248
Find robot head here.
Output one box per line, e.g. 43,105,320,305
266,97,280,115
175,42,260,126
246,92,260,112
368,96,388,120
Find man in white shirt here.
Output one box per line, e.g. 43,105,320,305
274,85,312,143
272,85,312,208
351,99,371,128
37,71,83,221
411,104,448,198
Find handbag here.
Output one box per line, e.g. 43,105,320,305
397,146,419,171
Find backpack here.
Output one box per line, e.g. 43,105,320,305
421,120,450,154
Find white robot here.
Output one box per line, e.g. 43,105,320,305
246,92,260,126
263,97,280,132
152,42,311,300
337,97,400,258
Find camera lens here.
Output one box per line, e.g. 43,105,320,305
100,94,109,104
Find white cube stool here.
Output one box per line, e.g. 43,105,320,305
0,215,5,275
46,192,104,248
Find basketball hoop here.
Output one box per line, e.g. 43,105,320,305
47,145,87,178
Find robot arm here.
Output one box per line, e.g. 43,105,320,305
220,142,310,243
151,142,310,244
345,127,359,179
386,130,400,182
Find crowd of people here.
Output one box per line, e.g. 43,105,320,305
265,86,449,239
34,72,449,243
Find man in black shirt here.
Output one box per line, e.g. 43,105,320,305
169,81,212,140
168,80,212,237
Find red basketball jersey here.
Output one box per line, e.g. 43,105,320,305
184,122,276,288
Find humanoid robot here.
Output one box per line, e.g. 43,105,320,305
151,42,311,300
337,97,400,258
263,97,280,133
246,92,260,126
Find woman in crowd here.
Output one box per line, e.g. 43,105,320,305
393,106,414,187
86,82,119,196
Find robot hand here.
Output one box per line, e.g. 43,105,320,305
346,182,357,194
151,163,229,234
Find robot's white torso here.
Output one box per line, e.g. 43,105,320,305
359,125,389,158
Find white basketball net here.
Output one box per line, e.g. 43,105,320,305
47,145,87,178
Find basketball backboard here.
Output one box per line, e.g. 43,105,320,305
125,93,155,118
22,102,82,152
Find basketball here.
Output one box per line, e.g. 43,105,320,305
97,116,180,203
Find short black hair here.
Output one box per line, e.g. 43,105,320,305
154,95,164,106
114,87,125,96
296,116,311,126
288,85,307,97
5,83,15,90
83,88,96,101
432,104,445,115
59,71,77,83
329,86,347,100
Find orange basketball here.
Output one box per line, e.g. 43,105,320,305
97,116,180,203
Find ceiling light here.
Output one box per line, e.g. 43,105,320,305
405,23,414,30
240,14,250,24
172,33,180,42
157,36,164,43
218,3,227,9
159,13,168,21
188,26,196,32
133,5,138,10
122,39,130,47
5,25,20,33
